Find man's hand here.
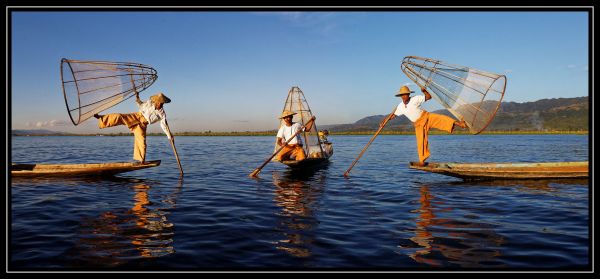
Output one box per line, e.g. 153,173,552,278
381,114,395,128
135,91,143,104
303,117,316,131
421,86,432,101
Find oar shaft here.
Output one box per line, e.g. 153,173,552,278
343,110,395,177
170,138,183,176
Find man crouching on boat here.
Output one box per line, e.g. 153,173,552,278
275,110,306,162
93,92,174,164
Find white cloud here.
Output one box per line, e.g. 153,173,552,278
29,120,70,128
567,64,577,69
279,12,303,22
272,12,341,35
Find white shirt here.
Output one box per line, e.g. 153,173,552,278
138,100,172,139
394,95,426,122
276,122,303,145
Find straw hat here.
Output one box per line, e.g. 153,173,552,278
395,86,414,97
150,92,171,104
279,110,297,119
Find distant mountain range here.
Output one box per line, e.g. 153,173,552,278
321,96,589,132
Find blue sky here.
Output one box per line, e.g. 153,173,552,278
10,10,589,133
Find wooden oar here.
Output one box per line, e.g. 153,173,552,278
343,108,396,177
170,137,184,177
249,116,316,178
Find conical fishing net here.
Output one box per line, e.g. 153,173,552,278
60,58,158,125
401,56,506,134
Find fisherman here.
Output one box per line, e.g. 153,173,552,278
318,129,330,143
383,85,467,166
94,92,174,164
275,110,307,162
318,129,333,157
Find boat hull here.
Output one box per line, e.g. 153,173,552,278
280,157,330,169
409,161,588,180
11,160,161,177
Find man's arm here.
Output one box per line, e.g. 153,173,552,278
421,87,432,101
135,92,143,105
160,118,173,140
276,137,285,146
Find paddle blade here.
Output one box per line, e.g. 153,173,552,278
249,169,261,177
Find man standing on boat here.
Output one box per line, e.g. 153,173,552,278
275,110,306,162
93,92,174,164
383,85,467,166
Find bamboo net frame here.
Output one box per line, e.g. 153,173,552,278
60,58,158,125
401,56,506,134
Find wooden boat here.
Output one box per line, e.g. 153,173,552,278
274,86,333,169
409,161,588,180
11,160,161,177
281,155,331,169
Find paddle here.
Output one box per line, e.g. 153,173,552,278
343,108,396,177
249,116,316,178
170,137,184,177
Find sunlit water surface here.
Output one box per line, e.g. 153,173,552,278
10,135,589,270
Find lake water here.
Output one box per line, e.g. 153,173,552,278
9,135,590,271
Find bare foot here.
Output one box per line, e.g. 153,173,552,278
456,119,467,129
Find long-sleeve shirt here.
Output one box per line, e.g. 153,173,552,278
138,99,172,139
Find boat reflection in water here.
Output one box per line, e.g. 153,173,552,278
398,185,506,268
67,178,182,267
271,166,327,258
450,178,589,192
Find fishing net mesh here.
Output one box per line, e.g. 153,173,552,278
61,59,157,125
401,56,506,134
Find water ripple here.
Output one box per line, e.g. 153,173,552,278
10,135,590,270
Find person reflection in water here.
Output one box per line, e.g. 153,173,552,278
128,184,175,258
69,181,180,266
271,172,323,258
408,185,444,266
403,185,506,268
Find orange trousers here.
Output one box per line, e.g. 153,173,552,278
275,145,306,161
98,112,148,162
413,111,456,163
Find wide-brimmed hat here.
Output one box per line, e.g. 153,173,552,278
150,92,171,104
279,110,297,119
395,86,414,97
